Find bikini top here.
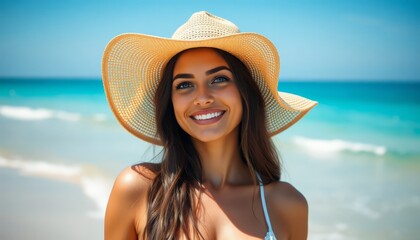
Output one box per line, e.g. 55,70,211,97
257,173,278,240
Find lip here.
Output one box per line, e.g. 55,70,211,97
190,109,226,125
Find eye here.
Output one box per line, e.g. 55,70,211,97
175,81,193,90
212,76,230,84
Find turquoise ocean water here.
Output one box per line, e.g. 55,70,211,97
0,79,419,239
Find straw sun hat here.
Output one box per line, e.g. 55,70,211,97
102,11,317,145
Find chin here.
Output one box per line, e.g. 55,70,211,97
191,135,223,143
190,128,238,144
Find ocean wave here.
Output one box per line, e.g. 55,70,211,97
0,105,81,121
292,136,387,156
92,113,107,122
0,157,82,180
0,105,107,123
0,155,113,219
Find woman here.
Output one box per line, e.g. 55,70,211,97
102,11,317,240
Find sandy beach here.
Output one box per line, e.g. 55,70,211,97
0,167,103,240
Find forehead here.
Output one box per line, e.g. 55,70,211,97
173,48,229,74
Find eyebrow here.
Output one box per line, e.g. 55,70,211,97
173,66,231,81
206,66,231,75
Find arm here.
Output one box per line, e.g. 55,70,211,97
104,166,151,240
286,187,308,240
270,182,308,240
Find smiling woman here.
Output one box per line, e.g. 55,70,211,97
102,11,317,240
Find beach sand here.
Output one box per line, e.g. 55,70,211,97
0,168,103,240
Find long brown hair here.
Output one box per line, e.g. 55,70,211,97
143,48,281,240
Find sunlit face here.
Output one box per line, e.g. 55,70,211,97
171,48,243,143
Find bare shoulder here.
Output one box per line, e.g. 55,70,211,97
266,181,308,240
268,181,307,209
112,162,159,198
104,162,160,240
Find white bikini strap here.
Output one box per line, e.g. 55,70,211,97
256,173,274,234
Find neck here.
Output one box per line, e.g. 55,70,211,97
192,129,251,190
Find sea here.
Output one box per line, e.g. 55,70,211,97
0,78,419,240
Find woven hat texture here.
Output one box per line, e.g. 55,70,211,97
102,11,317,145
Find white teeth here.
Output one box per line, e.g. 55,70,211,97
193,111,223,120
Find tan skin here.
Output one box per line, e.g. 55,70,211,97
105,48,308,240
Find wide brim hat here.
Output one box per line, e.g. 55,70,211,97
102,11,317,145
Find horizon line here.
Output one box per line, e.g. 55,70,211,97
1,76,419,83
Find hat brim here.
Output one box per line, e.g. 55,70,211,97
102,33,317,145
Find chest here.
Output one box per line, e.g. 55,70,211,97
136,186,287,240
192,188,270,239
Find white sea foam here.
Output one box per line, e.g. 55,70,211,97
0,105,53,120
0,157,82,180
80,176,112,218
292,136,387,157
92,113,107,122
0,105,81,122
0,155,113,219
0,105,110,123
55,110,81,122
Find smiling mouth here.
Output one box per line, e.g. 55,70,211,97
191,111,225,121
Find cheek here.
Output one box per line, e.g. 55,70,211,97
224,87,243,120
171,95,188,121
233,98,243,121
226,87,242,107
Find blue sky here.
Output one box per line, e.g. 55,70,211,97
1,0,419,80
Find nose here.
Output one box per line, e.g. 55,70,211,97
193,86,214,106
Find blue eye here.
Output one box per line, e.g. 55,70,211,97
212,76,230,84
176,81,193,89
